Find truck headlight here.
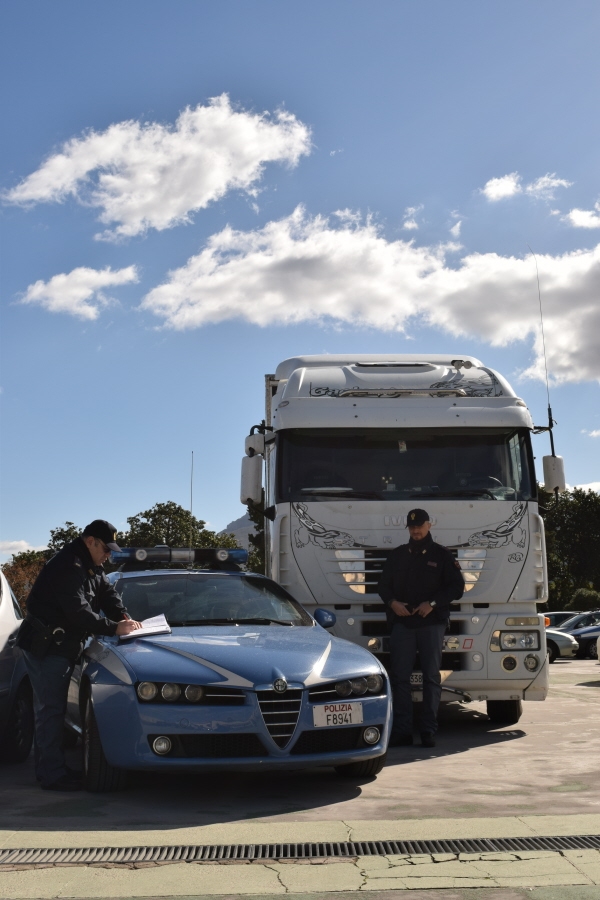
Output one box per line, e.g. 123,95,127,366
491,631,540,651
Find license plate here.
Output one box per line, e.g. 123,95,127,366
313,702,364,727
410,672,423,686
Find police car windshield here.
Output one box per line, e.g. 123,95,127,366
277,427,535,502
114,574,313,626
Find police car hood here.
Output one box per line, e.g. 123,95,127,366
103,625,382,688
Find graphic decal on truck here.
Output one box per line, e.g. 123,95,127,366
468,503,527,549
292,502,371,550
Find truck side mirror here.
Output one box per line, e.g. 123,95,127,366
241,455,263,505
543,455,566,493
313,608,336,629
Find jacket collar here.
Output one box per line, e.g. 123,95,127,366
408,532,433,554
71,537,101,573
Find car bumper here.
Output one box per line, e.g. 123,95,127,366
90,684,391,771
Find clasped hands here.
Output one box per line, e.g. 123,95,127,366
390,599,433,618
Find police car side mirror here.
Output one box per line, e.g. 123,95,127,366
313,608,336,629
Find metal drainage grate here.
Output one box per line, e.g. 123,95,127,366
2,834,600,866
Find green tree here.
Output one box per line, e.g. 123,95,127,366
47,521,81,554
121,501,238,550
247,493,266,574
567,587,600,612
539,486,600,609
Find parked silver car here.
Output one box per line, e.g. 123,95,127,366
0,570,34,762
545,627,579,664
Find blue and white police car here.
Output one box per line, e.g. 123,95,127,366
65,548,391,791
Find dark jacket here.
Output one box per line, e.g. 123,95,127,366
17,537,128,658
378,533,465,629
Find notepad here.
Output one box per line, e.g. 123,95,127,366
119,613,171,639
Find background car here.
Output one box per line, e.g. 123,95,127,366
545,627,579,664
545,611,581,628
555,611,600,632
0,570,34,763
65,547,391,792
569,625,600,660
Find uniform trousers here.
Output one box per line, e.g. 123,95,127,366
22,651,74,786
389,621,446,736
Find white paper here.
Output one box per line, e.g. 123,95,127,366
119,613,171,640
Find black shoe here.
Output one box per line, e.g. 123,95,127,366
421,733,436,748
389,733,413,747
41,775,82,792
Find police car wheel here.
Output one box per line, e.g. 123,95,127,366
486,699,522,725
0,680,34,764
82,695,127,793
334,753,387,779
587,641,598,660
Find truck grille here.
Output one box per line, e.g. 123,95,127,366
256,689,302,748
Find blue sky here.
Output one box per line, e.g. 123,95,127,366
1,0,599,559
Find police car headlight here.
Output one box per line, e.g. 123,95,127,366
137,682,158,701
366,674,384,694
335,680,352,697
152,736,172,755
184,685,205,702
349,677,368,696
161,683,181,702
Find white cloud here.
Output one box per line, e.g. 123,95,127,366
572,482,600,493
449,220,462,238
402,205,423,230
481,171,571,202
4,95,311,240
140,206,600,383
564,203,600,229
583,429,600,438
0,540,47,563
481,173,522,201
525,173,573,200
21,265,139,319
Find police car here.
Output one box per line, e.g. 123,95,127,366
65,548,391,791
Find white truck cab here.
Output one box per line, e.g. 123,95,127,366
242,354,558,725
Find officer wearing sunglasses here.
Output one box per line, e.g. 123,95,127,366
16,520,142,791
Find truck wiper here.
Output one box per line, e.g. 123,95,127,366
300,489,382,499
411,490,497,500
171,617,293,626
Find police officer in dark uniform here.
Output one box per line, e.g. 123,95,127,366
378,509,464,748
16,520,141,791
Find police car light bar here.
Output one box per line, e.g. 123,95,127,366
110,547,248,566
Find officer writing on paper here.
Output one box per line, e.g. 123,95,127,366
16,520,142,791
378,509,464,748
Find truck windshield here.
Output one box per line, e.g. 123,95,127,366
277,428,535,502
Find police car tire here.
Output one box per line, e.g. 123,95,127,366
0,680,34,764
486,699,522,725
587,641,598,660
83,695,127,792
334,753,387,779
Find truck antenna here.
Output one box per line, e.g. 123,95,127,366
528,245,559,502
189,450,194,552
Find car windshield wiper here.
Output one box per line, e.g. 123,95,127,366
410,490,497,500
299,489,382,499
170,617,294,626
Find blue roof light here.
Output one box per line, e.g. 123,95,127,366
110,547,248,566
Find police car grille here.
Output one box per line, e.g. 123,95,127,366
291,725,367,755
256,689,302,748
149,733,265,758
